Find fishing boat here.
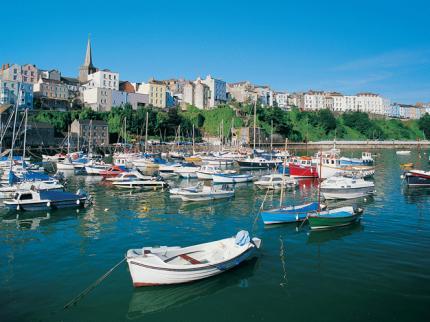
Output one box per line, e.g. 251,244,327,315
320,176,375,199
288,156,318,178
126,230,261,286
308,206,363,230
254,174,298,190
175,185,234,201
337,165,375,179
402,170,430,186
261,202,322,224
396,150,411,155
339,152,374,166
212,173,253,184
4,188,90,211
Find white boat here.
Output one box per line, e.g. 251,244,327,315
126,230,261,286
196,165,236,180
56,158,75,171
174,184,234,201
42,153,66,162
0,181,64,199
320,176,375,199
85,162,111,175
173,165,200,179
237,157,282,169
212,173,253,184
396,150,411,155
254,174,298,190
110,172,167,189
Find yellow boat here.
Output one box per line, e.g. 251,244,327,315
185,156,202,163
400,163,414,168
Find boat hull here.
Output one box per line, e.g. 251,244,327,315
321,186,374,199
289,163,318,178
4,198,86,212
308,208,361,230
212,175,253,184
405,172,430,186
261,202,320,224
237,161,279,169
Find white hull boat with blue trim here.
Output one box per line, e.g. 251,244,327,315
126,231,261,286
212,173,253,184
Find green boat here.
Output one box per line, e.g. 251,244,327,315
308,206,363,230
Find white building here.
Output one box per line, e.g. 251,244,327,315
303,91,326,110
83,87,127,112
275,92,289,109
1,63,39,84
356,93,385,114
86,69,119,90
182,80,210,109
227,81,258,103
254,86,274,107
201,75,227,108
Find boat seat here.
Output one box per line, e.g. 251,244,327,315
179,254,202,265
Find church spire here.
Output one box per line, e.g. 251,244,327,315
84,34,93,67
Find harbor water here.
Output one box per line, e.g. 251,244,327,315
1,150,429,321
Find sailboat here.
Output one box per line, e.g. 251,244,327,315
308,150,364,230
261,139,321,225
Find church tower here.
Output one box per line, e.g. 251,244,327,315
78,36,97,83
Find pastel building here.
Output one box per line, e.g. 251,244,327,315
182,79,210,109
0,63,39,84
136,79,167,108
83,87,127,112
227,81,258,104
0,79,33,109
86,69,119,91
71,119,109,147
275,92,289,109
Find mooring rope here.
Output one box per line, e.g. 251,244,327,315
251,187,271,233
63,257,126,310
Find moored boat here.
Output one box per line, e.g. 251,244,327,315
212,173,253,184
261,202,322,225
320,176,375,200
254,174,298,190
308,206,363,230
402,170,430,186
126,230,261,286
174,185,234,201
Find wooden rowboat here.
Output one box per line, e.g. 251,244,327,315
308,206,363,230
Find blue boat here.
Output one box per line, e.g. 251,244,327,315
261,202,321,225
4,189,90,212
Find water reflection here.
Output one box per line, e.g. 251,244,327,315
307,222,364,244
127,257,259,318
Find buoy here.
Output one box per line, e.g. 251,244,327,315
76,199,80,205
47,201,51,208
104,208,109,212
16,205,20,211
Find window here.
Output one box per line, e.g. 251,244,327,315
19,193,33,200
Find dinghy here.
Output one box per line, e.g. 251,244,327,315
212,173,253,184
175,185,234,201
126,230,261,286
320,176,375,199
308,206,363,230
261,202,322,224
396,150,411,155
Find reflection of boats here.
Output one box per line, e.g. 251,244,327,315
308,206,363,230
2,212,52,230
212,173,253,184
396,150,411,155
254,174,297,190
261,202,322,225
173,184,234,201
307,222,363,244
402,170,430,186
126,231,261,286
321,176,375,200
127,257,258,318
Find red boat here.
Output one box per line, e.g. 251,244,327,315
289,157,318,178
100,165,128,178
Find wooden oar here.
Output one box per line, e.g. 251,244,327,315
63,257,126,310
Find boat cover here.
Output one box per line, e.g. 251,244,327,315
22,171,52,182
40,190,80,201
235,230,250,246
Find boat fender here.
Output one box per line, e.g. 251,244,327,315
16,205,20,211
76,199,80,205
47,201,51,208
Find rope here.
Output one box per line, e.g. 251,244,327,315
279,235,287,287
63,257,126,310
251,187,271,233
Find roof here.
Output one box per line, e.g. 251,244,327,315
61,76,80,85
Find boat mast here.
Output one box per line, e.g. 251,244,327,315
144,111,149,154
270,119,273,158
67,126,70,155
192,123,195,155
9,91,19,172
89,119,93,156
279,138,287,207
317,149,323,211
22,108,28,165
253,100,256,152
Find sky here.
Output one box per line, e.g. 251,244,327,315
1,0,429,103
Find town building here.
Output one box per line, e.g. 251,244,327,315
302,90,326,110
33,70,70,110
83,88,127,112
70,119,109,147
254,86,274,107
26,122,58,147
0,79,33,109
61,77,84,109
127,92,149,109
201,75,227,108
136,79,167,108
182,79,210,109
78,37,97,83
86,69,119,91
227,81,258,104
275,92,289,109
0,63,39,84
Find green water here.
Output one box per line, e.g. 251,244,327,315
1,150,429,322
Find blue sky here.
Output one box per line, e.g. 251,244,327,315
1,0,429,103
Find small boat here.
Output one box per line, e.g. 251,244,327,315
110,172,167,189
212,173,253,184
337,165,375,179
173,163,200,179
339,152,374,166
261,202,322,225
126,230,261,286
254,174,298,190
56,157,75,171
308,206,363,230
100,165,128,178
402,170,430,186
396,150,411,155
85,162,111,175
4,188,90,211
0,181,64,199
288,156,318,178
400,163,414,168
237,157,281,169
320,176,375,200
42,153,67,162
196,165,236,180
174,185,234,201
